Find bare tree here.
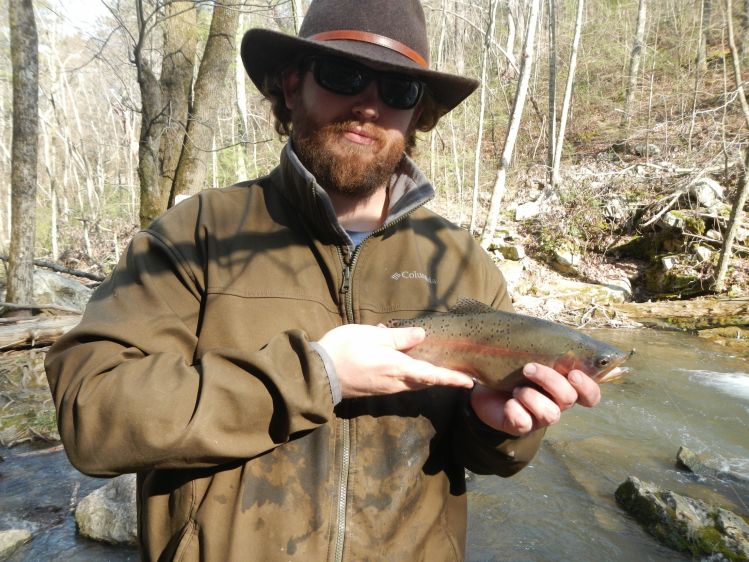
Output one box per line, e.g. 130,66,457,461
469,0,499,234
6,0,38,310
159,2,198,210
170,3,240,201
714,0,749,293
547,0,557,187
551,0,584,189
697,0,711,74
741,0,749,56
135,1,239,226
621,0,647,131
134,0,171,227
481,0,542,247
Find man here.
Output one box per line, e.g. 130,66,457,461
45,1,600,560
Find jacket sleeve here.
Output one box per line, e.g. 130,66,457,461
44,226,335,478
451,254,545,477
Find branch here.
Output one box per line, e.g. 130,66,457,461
0,256,105,282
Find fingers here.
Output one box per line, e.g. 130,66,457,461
567,369,601,407
397,357,474,390
470,363,603,436
317,324,473,398
385,326,426,351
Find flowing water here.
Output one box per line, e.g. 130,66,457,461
466,328,749,562
0,329,746,561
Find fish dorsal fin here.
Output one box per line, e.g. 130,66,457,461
449,298,496,315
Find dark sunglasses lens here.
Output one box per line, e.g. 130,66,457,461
379,76,423,109
314,59,368,95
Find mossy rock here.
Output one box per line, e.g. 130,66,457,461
613,231,686,260
615,477,749,561
643,260,702,296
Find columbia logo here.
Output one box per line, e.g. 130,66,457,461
390,271,437,285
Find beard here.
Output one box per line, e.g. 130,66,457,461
290,98,409,199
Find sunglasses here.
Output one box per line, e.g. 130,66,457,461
306,56,424,110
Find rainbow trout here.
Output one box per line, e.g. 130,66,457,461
388,299,633,391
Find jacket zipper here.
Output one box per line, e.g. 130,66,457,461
333,246,354,562
331,202,429,562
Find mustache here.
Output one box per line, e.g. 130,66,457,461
325,120,387,144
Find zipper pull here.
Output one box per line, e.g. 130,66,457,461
340,266,351,295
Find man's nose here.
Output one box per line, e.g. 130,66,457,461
351,81,381,121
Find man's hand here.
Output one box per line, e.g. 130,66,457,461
470,363,601,436
317,324,475,398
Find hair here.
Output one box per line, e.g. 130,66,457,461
261,56,445,155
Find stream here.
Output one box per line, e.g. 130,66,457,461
0,329,746,561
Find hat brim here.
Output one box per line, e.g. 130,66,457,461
241,28,479,114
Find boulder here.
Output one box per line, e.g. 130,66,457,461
515,201,541,221
660,211,685,230
497,260,525,292
491,242,525,261
615,476,749,561
32,269,92,311
687,178,724,209
632,143,661,157
693,245,714,262
677,446,749,485
603,197,630,222
0,529,31,560
552,247,582,274
75,474,137,545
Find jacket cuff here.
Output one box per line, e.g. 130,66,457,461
310,342,342,405
459,393,545,476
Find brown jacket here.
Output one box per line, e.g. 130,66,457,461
45,145,543,561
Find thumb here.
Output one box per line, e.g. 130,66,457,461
382,326,426,351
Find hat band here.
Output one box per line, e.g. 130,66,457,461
307,30,428,69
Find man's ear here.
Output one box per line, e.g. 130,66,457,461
410,102,424,128
281,69,302,110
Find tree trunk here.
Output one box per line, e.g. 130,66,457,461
159,2,198,210
171,3,240,201
470,0,499,234
0,315,81,350
291,0,305,33
505,1,518,72
480,0,542,247
6,0,39,309
697,0,711,74
714,0,749,293
742,0,749,56
551,0,584,189
621,0,647,131
135,1,167,228
547,0,557,187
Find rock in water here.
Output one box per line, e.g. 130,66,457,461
615,476,749,561
677,445,749,485
0,529,32,559
75,474,137,545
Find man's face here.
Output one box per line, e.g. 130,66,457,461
282,60,421,199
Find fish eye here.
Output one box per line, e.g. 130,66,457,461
597,357,610,367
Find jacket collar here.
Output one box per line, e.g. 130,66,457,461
275,142,434,246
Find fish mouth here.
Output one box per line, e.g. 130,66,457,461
595,349,635,383
596,366,630,383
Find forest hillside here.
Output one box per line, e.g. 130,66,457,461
1,0,747,308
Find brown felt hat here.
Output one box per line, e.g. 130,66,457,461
241,0,479,113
